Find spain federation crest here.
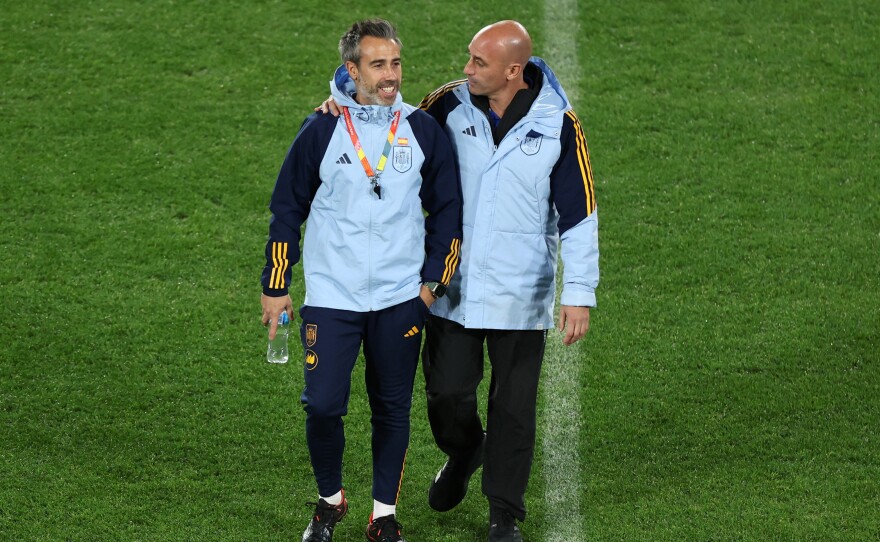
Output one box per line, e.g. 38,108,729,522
306,324,317,347
392,146,412,172
520,130,543,156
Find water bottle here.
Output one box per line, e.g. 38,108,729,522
267,312,290,364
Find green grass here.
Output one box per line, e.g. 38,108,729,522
2,0,878,540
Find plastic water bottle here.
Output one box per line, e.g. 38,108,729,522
267,312,290,364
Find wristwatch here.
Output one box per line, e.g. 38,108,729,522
423,281,447,299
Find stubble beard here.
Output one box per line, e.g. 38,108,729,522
357,79,399,106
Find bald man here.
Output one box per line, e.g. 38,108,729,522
417,21,599,542
318,20,599,542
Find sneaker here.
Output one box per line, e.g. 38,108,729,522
365,513,407,542
302,494,348,542
428,434,485,511
487,508,522,542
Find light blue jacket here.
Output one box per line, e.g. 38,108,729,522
419,58,599,329
262,66,463,312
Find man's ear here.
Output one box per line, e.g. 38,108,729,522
345,60,359,82
506,63,522,81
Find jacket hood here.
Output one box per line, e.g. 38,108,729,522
330,64,403,122
526,56,572,118
454,56,571,123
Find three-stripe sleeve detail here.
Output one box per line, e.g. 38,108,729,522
269,242,289,289
441,238,461,285
418,80,466,111
565,110,597,213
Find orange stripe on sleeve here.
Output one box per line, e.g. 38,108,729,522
566,111,597,213
270,242,289,289
441,238,461,285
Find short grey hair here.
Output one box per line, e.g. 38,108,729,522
338,19,402,65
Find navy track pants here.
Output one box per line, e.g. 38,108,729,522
299,296,429,505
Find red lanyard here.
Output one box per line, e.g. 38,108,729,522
342,107,401,198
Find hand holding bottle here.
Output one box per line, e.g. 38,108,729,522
267,312,290,364
261,293,293,364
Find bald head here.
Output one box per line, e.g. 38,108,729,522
472,20,532,66
464,20,533,109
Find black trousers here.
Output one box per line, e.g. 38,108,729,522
422,315,547,521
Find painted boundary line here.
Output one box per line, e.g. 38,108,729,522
540,0,585,540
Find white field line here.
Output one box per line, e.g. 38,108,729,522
541,0,585,540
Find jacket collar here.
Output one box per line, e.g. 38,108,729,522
454,57,571,130
469,63,543,145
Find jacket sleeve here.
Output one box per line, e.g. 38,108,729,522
550,110,600,307
261,113,334,296
408,110,463,286
418,80,466,129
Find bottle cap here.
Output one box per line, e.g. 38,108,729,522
279,312,290,325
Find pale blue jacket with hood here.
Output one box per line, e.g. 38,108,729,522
262,66,463,312
418,57,599,330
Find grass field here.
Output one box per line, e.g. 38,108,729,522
2,1,878,540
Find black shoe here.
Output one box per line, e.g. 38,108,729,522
302,494,348,542
428,435,485,511
365,514,407,542
487,508,522,542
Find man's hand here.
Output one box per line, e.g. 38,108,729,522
419,285,437,310
262,294,293,340
315,96,342,116
558,305,590,346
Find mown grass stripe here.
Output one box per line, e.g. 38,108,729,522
541,0,586,540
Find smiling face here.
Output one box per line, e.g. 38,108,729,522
346,36,402,106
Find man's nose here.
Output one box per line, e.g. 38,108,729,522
382,65,398,80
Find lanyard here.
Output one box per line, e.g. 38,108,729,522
342,107,400,198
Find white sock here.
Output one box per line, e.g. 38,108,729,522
372,499,396,519
321,490,344,506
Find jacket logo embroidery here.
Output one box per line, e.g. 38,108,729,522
392,146,412,172
520,131,543,156
306,324,317,347
462,126,477,137
403,325,420,338
336,153,352,164
305,349,319,370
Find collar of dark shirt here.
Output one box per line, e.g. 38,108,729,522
470,62,543,145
